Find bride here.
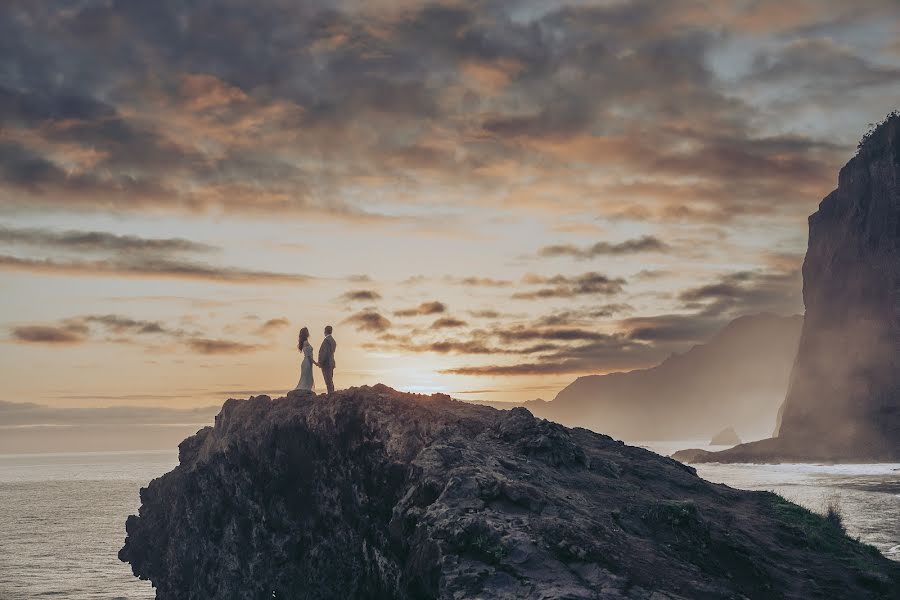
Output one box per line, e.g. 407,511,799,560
294,327,319,392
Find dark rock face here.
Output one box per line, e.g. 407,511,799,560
678,115,900,464
775,115,900,459
120,386,899,599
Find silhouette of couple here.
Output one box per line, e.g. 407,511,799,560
294,326,337,395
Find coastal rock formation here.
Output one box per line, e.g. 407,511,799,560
482,314,802,441
776,113,900,456
675,113,900,464
710,427,741,446
120,386,899,599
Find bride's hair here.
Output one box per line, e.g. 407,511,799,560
297,327,309,351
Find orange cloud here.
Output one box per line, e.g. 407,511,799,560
460,59,524,93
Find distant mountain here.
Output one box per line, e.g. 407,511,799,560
486,313,803,441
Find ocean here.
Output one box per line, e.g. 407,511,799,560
0,445,897,599
0,450,176,599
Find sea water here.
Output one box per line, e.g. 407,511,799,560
0,450,177,599
0,447,897,598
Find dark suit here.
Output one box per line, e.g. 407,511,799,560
318,335,337,394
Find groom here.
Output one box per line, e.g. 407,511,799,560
318,325,337,394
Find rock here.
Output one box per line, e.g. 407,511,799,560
683,113,900,464
709,427,741,446
120,385,900,599
670,448,716,463
776,113,900,457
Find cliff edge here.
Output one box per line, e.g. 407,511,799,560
675,113,900,464
120,386,899,599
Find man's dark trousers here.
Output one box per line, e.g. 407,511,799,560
322,367,335,394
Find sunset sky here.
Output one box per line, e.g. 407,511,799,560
2,0,900,409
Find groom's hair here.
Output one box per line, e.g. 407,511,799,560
325,325,333,334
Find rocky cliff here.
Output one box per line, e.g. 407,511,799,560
776,113,900,456
675,113,900,464
120,386,899,599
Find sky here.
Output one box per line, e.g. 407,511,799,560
2,0,900,409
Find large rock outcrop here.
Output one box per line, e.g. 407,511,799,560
120,386,899,599
675,114,900,464
776,113,900,456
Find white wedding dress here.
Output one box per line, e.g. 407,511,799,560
294,341,315,392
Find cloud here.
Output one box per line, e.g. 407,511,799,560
622,314,723,344
365,339,502,355
635,269,668,280
11,324,87,344
0,0,882,230
497,327,612,343
339,289,382,303
257,318,290,334
676,269,802,317
430,317,467,329
538,236,669,259
0,225,214,254
749,38,900,90
367,332,565,357
437,264,801,375
0,254,312,284
395,301,447,317
534,306,632,326
0,0,887,385
0,225,313,284
10,314,172,346
185,338,261,355
83,315,168,335
444,277,513,287
514,272,626,299
468,310,503,319
441,333,663,376
343,310,392,332
9,313,265,356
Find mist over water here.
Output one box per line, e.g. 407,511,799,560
0,446,896,598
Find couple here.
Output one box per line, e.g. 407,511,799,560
295,325,337,394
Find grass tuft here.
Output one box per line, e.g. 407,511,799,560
823,493,845,533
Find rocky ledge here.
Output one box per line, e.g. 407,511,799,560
120,386,899,599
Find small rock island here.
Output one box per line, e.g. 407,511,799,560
709,427,741,446
120,385,899,599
